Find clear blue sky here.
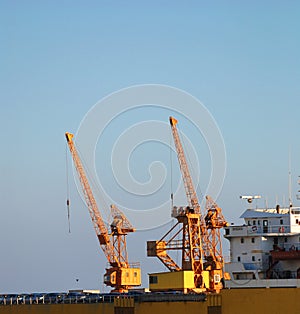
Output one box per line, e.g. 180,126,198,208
1,1,300,293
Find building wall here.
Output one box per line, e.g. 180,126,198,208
135,300,208,314
221,288,300,314
0,303,114,314
1,288,300,314
149,271,195,291
230,235,263,266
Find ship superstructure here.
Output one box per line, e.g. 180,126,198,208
224,202,300,288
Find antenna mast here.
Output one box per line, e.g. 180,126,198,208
288,149,292,207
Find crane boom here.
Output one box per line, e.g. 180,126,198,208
65,132,114,263
169,117,200,213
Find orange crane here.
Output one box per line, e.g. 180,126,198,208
204,196,228,265
147,117,227,293
204,195,229,289
65,132,141,292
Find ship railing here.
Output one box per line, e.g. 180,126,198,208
0,294,117,305
266,269,298,279
225,224,292,236
0,293,209,306
270,225,290,233
283,242,300,251
247,225,291,234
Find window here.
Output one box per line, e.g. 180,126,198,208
251,238,255,243
258,220,260,225
241,238,244,244
263,220,268,233
149,276,158,284
274,238,278,245
237,256,241,262
285,237,288,243
280,219,283,225
214,274,221,283
253,220,256,225
225,229,230,235
134,272,137,277
248,221,251,226
252,256,256,261
296,219,299,224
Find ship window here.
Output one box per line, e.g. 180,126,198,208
225,228,230,235
280,219,283,225
258,220,260,225
274,238,278,245
296,219,299,224
248,221,251,226
263,220,268,233
149,276,158,284
237,256,241,262
252,256,255,261
253,220,256,225
251,238,255,243
285,238,287,243
241,238,244,244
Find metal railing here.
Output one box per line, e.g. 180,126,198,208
0,294,116,305
225,224,292,236
0,292,208,306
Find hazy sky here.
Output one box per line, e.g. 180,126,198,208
1,1,300,293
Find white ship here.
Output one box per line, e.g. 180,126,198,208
224,196,300,288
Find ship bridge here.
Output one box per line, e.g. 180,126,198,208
226,206,300,236
224,206,300,286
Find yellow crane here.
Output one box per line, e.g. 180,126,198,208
65,132,141,292
147,117,228,293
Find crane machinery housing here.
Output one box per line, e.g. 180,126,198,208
147,117,228,293
65,132,141,293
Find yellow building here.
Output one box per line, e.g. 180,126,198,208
149,270,210,293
